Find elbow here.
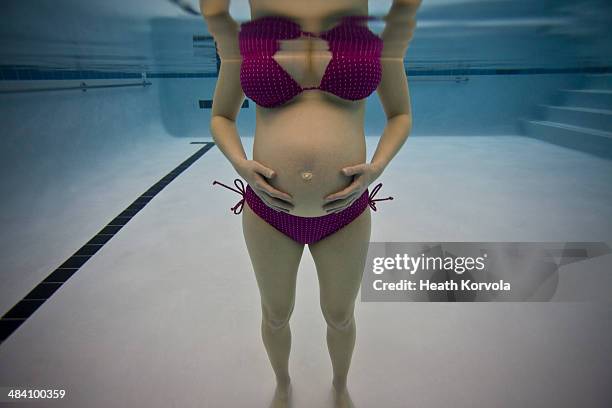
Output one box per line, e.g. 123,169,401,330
211,113,237,126
209,115,224,142
210,114,235,142
403,113,413,135
390,112,413,137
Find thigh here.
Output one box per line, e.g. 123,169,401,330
308,208,371,318
242,203,305,317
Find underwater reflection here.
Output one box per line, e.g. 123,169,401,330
203,1,420,64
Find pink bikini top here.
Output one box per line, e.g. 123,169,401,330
238,15,383,108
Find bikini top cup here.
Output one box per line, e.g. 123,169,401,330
239,15,383,108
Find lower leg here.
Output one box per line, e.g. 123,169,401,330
261,318,292,388
326,314,356,391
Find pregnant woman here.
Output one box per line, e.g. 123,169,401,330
201,0,420,406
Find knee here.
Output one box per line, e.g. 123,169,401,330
262,305,293,331
322,308,355,331
263,315,291,331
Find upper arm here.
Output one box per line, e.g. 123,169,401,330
199,0,229,17
200,0,245,121
211,60,245,122
376,0,421,120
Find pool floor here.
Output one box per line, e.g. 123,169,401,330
0,135,611,407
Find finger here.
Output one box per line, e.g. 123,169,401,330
323,190,358,209
258,194,293,212
324,181,361,202
252,178,294,208
253,161,275,179
323,192,359,212
254,175,294,203
325,200,355,214
342,163,367,177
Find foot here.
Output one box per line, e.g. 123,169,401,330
268,377,292,408
331,380,355,408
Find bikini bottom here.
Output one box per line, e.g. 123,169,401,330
213,178,392,245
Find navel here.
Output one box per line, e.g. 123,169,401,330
301,171,313,181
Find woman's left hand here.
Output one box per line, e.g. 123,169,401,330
323,163,384,213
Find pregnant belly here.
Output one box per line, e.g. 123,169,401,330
252,102,367,217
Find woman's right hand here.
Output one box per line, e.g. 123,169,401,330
234,159,294,212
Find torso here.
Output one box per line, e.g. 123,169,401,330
248,0,371,217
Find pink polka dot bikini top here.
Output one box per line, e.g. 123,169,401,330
238,15,383,108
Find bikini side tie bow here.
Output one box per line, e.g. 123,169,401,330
213,178,246,215
368,182,394,211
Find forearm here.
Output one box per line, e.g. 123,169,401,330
210,115,248,170
370,113,412,174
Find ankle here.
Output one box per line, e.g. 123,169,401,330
276,374,291,388
332,376,347,391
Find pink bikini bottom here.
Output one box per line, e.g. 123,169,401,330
213,178,393,245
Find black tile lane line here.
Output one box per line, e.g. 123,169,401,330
199,99,249,109
0,141,216,345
